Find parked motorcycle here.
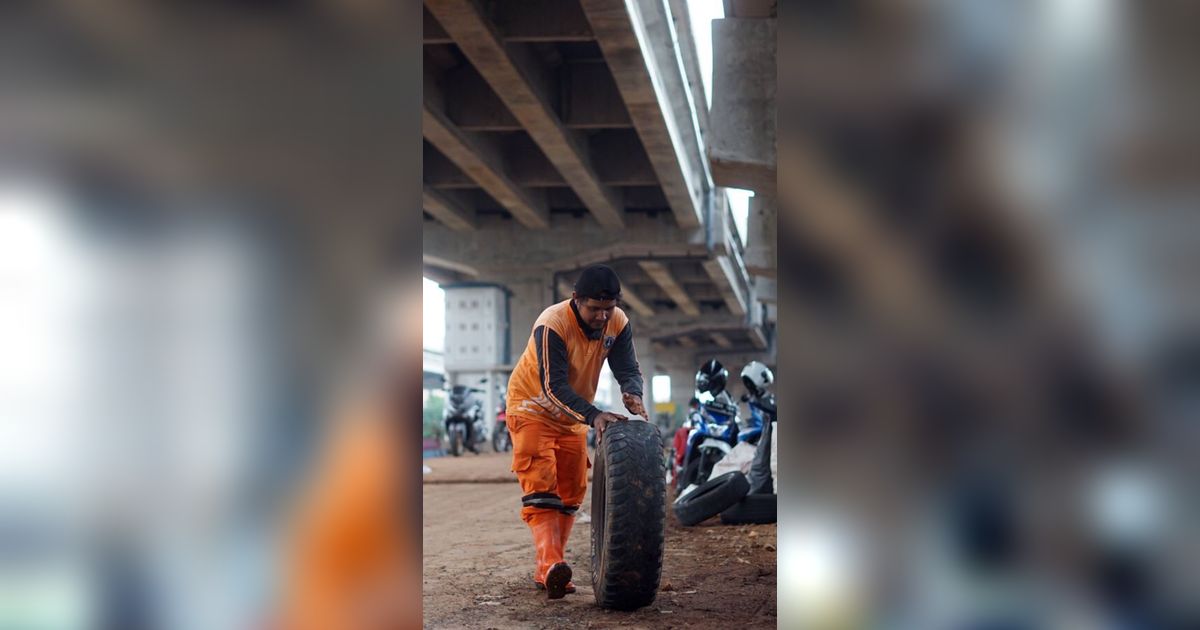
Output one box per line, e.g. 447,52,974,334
444,383,487,456
491,399,511,452
675,359,741,492
738,360,775,445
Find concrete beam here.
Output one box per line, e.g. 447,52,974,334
748,325,768,349
639,260,700,316
426,0,626,228
423,104,550,228
666,0,711,136
724,0,777,18
645,317,747,341
426,130,658,188
492,0,595,42
620,285,657,318
423,253,480,279
423,213,707,275
547,241,709,272
422,186,477,231
702,255,748,317
443,62,633,132
424,6,452,43
564,61,634,129
580,0,705,228
443,63,522,132
709,18,776,193
424,1,594,43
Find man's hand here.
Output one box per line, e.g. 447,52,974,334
621,393,647,418
593,411,628,437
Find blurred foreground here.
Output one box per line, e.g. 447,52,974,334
0,1,422,628
776,1,1200,628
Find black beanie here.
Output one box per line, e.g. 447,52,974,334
574,264,622,300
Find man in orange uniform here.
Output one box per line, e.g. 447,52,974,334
505,264,647,599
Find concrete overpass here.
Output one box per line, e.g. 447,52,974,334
422,0,778,410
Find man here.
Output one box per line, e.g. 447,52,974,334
505,264,646,599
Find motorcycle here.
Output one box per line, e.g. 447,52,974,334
738,360,775,445
675,359,742,492
443,383,487,456
491,399,511,452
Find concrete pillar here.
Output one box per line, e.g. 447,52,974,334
634,335,658,421
709,17,777,193
482,273,554,366
670,366,697,407
744,194,777,278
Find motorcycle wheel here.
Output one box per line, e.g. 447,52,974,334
449,430,463,457
492,428,510,453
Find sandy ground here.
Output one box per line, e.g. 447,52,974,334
423,451,776,629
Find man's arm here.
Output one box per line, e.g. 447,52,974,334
606,322,643,398
607,323,647,417
534,325,602,425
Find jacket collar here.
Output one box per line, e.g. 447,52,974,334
569,299,604,340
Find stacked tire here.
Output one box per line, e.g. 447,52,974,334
674,421,777,526
719,493,776,524
673,471,750,526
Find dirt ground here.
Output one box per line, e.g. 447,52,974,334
423,451,776,629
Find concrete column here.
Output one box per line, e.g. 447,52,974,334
744,194,777,278
634,335,657,421
709,17,777,193
660,356,699,428
481,273,554,365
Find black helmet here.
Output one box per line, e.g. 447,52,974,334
695,359,728,395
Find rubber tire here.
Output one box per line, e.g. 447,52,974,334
675,456,700,493
719,493,777,525
492,426,510,453
591,421,666,611
673,471,750,527
449,430,462,457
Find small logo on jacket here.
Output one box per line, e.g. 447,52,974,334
603,335,615,349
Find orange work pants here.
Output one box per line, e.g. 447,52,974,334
508,414,589,522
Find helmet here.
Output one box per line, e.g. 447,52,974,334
740,361,774,396
695,359,728,395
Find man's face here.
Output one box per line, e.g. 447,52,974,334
574,295,617,330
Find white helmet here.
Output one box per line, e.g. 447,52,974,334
740,361,774,396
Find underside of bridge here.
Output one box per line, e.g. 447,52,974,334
422,0,778,406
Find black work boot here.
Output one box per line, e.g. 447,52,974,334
544,562,572,600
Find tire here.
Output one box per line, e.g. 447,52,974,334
697,449,719,486
675,456,700,493
673,471,750,527
591,420,666,611
449,430,462,457
492,427,509,453
719,493,777,525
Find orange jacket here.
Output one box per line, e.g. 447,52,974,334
506,299,642,435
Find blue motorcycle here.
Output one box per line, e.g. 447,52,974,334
738,389,774,445
675,359,761,492
675,391,738,492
